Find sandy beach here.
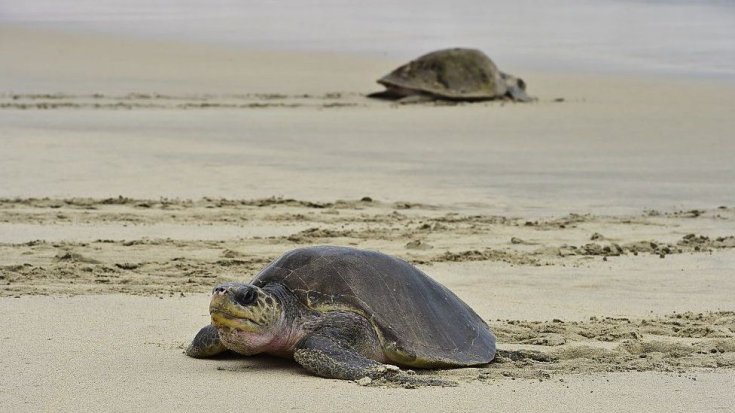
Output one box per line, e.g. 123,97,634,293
1,23,735,412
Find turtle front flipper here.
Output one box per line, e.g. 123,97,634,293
506,84,534,102
294,333,385,380
295,332,454,387
186,324,228,358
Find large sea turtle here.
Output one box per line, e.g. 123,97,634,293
186,246,496,385
368,48,533,103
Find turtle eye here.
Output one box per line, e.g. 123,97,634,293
234,288,258,307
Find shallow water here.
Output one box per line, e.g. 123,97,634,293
2,0,734,78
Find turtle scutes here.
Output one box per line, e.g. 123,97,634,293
368,48,533,103
186,246,496,386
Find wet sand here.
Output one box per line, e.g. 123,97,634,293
1,26,734,411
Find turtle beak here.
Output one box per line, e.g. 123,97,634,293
208,284,266,332
210,283,237,312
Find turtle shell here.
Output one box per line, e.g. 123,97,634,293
377,48,508,100
251,246,496,367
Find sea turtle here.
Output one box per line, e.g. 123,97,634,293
186,246,496,385
368,48,533,103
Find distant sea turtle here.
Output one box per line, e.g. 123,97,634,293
368,48,533,103
186,246,496,385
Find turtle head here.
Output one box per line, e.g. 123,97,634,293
208,282,285,354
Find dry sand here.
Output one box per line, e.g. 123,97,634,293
1,26,735,412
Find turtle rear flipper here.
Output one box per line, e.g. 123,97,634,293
366,90,401,100
186,324,228,358
367,84,422,101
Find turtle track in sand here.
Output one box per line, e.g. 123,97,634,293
439,311,735,384
0,92,365,110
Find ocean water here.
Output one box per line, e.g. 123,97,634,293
1,0,734,77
